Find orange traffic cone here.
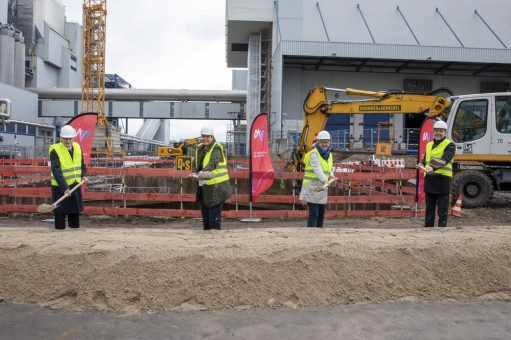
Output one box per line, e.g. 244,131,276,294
451,194,463,217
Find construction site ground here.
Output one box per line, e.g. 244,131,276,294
1,193,510,338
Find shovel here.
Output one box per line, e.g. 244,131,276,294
310,178,336,192
37,180,86,213
416,164,432,173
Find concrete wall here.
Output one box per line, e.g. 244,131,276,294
0,81,41,122
226,0,273,21
0,0,7,23
31,56,58,87
232,69,248,90
43,0,65,35
0,81,54,157
43,22,65,67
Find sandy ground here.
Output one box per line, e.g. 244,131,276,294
1,193,510,313
1,219,511,313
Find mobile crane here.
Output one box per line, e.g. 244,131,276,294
292,86,511,207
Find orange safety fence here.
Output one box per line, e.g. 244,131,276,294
0,162,422,219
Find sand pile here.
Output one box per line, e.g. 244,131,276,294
1,226,510,313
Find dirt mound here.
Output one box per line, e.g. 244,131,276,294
1,226,510,313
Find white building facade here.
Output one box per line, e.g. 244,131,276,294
226,0,511,150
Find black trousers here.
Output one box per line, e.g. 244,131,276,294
425,193,449,227
307,203,326,228
200,202,224,230
54,213,80,229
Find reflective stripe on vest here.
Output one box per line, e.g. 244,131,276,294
425,138,453,178
49,142,82,186
303,148,333,184
195,142,230,185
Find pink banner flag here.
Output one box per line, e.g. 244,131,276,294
250,113,275,202
68,113,98,168
417,118,434,202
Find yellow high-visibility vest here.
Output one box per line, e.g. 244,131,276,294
303,148,333,184
425,138,453,178
195,142,230,185
49,142,82,186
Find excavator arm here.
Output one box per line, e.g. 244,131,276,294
157,137,202,158
291,86,451,171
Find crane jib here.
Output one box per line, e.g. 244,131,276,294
359,105,402,111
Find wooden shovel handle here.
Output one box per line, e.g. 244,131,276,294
53,180,86,206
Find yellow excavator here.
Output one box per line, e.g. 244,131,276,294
292,86,451,170
292,86,511,208
157,137,201,158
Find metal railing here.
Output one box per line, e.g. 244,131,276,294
269,128,422,154
331,128,421,152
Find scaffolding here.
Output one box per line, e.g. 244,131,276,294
226,120,247,157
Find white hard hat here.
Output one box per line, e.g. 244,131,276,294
200,126,214,136
433,120,448,130
316,130,331,141
60,125,77,138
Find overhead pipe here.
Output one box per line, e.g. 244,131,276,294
29,88,247,102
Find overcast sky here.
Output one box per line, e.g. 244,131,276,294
61,0,233,142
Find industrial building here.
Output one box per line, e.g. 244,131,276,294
0,0,83,157
226,0,511,153
2,0,511,158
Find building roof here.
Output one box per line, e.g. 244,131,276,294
226,0,511,68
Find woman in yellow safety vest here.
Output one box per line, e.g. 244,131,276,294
418,120,455,227
299,130,336,227
49,125,89,229
190,126,232,230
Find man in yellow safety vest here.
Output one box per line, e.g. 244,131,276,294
49,125,88,229
419,120,455,227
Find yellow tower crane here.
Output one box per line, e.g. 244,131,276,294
82,0,121,157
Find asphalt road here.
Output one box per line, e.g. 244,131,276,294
1,301,510,340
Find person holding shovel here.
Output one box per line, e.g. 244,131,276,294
189,127,232,230
49,125,88,230
418,120,455,228
299,130,335,228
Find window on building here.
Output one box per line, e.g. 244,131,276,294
481,81,510,93
403,79,432,93
27,125,36,135
451,99,488,143
6,123,16,133
71,54,78,72
17,124,27,134
496,96,511,134
231,43,248,52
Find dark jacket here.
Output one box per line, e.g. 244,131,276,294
50,145,86,214
420,137,455,194
194,143,232,207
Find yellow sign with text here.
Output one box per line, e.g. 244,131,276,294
176,156,192,170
